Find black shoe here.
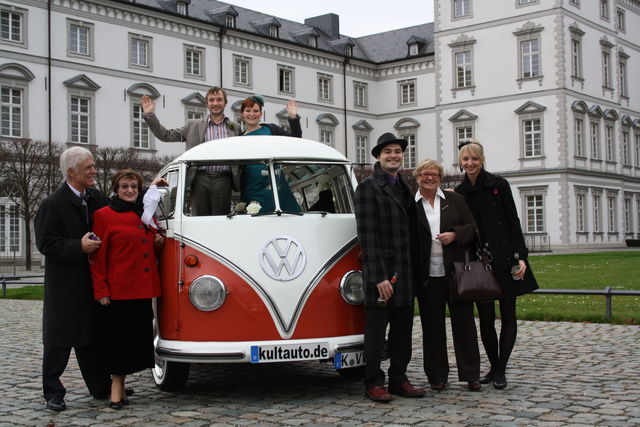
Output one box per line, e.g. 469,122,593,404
479,370,494,384
467,380,481,391
46,397,66,411
493,371,507,389
109,400,124,410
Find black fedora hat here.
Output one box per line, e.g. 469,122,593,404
371,133,408,158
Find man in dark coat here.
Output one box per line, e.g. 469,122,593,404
354,133,425,402
35,146,111,411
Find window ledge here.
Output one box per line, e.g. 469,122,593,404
574,155,587,160
131,147,158,154
520,155,546,161
66,142,97,149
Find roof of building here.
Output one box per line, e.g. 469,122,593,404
124,0,434,63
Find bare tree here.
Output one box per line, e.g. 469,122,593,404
93,147,140,194
0,139,61,270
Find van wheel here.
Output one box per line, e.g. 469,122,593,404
152,358,190,391
336,365,365,379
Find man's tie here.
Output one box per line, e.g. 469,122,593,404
79,192,89,225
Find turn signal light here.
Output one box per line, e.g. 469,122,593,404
184,254,199,267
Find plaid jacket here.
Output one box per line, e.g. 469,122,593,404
354,163,417,308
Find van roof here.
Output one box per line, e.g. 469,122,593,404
173,136,349,163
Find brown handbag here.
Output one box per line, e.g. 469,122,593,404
449,244,503,302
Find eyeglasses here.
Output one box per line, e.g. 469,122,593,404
119,184,138,190
418,173,440,179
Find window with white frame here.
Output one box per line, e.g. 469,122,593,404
225,15,235,28
600,0,609,19
185,46,204,78
590,121,600,160
575,118,584,157
453,0,471,18
70,96,90,144
520,38,540,78
409,43,419,56
400,133,416,168
635,134,640,166
308,35,317,48
622,130,630,166
187,110,204,121
269,25,279,38
602,50,611,89
67,19,93,59
354,81,367,108
619,53,628,98
0,4,26,47
176,1,187,15
317,73,333,102
616,8,625,31
605,124,615,162
593,192,602,232
132,103,150,149
355,134,368,163
398,79,416,107
129,34,151,70
525,194,544,232
624,197,632,233
320,129,333,146
570,35,583,79
1,86,23,138
278,65,294,95
345,45,353,57
607,193,617,232
233,55,252,87
456,125,473,148
518,0,538,5
576,191,586,232
569,0,579,5
455,50,473,88
522,118,542,157
0,202,20,256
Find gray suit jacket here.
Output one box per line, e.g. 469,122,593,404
144,113,241,150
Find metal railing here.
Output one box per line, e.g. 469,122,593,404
531,288,640,321
1,274,44,297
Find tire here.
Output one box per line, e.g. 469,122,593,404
152,357,190,391
336,365,366,379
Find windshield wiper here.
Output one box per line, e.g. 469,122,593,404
252,210,304,217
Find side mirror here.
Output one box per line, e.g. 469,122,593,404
156,187,170,220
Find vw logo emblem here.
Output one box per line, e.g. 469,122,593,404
259,236,306,281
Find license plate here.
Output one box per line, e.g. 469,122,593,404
250,342,330,363
334,350,366,369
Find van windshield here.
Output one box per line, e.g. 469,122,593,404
185,162,354,216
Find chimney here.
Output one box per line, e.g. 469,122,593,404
304,13,340,39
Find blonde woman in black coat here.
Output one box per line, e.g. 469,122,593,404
455,140,538,390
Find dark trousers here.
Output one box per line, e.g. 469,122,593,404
191,172,232,216
363,305,414,389
476,297,518,374
418,277,480,382
43,345,111,401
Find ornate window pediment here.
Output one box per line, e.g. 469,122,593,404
63,74,100,91
515,101,547,114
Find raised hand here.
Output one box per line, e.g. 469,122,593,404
286,99,298,118
140,95,155,114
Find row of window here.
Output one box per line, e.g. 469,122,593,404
575,189,639,235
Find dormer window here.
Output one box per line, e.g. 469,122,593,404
309,35,317,48
409,43,418,56
269,25,279,38
345,45,353,57
176,2,187,15
225,14,235,28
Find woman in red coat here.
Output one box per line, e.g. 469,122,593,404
90,169,163,408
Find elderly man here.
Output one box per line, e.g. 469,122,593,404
141,87,240,215
35,147,111,411
354,133,425,402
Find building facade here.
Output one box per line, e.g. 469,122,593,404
0,0,639,259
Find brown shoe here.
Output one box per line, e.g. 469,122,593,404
389,382,426,397
429,380,447,391
365,386,393,402
467,380,481,391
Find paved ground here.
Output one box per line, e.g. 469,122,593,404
1,299,639,426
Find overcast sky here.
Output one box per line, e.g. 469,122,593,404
221,1,435,37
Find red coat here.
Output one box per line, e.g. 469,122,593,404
90,206,161,301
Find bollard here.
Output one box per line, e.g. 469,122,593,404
1,277,6,298
604,286,612,322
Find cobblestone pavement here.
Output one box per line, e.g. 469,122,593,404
1,300,638,426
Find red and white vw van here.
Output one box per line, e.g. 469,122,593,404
152,136,366,390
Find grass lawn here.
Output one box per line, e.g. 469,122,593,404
1,285,44,300
520,251,640,324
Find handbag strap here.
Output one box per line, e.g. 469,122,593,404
473,228,492,267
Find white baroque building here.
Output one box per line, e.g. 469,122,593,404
1,0,639,258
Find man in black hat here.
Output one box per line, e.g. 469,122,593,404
354,133,425,402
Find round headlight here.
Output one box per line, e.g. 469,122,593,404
189,275,227,311
339,270,364,305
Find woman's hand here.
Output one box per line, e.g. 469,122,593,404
286,99,298,118
154,233,164,247
151,177,168,187
436,231,456,245
98,296,110,306
514,259,526,280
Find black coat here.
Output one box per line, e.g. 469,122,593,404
415,190,477,291
354,163,417,308
456,170,538,298
35,183,107,347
